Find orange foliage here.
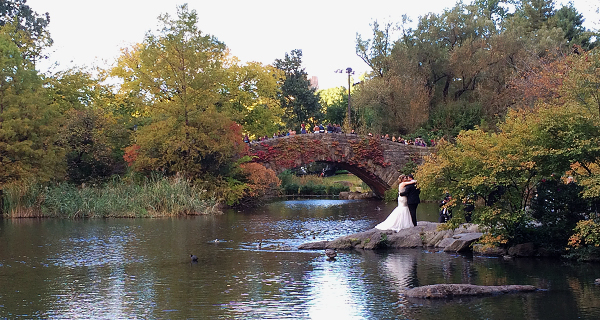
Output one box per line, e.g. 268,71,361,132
239,163,280,198
123,144,140,166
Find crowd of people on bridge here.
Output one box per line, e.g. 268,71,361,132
243,123,435,147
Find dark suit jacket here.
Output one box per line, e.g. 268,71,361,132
399,184,420,205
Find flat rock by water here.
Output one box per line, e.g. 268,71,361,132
298,221,483,252
405,284,538,299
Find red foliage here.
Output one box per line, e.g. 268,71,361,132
123,144,140,166
250,136,389,169
240,162,280,198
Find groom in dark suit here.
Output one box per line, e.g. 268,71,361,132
399,174,420,226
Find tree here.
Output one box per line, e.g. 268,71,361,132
356,20,395,78
45,68,133,182
220,60,285,139
0,23,63,211
552,3,590,48
111,5,249,203
417,98,600,247
0,0,51,60
352,0,597,138
319,87,348,126
274,49,322,130
58,109,116,184
518,0,555,32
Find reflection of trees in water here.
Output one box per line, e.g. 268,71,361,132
381,250,479,288
381,252,418,289
438,253,475,284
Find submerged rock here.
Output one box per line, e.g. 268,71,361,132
405,284,538,299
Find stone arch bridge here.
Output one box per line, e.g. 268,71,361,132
249,134,431,198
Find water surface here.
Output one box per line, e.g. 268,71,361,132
0,199,598,319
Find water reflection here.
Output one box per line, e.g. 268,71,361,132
0,200,599,320
382,252,418,289
307,258,365,320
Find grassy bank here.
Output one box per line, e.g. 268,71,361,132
2,175,219,218
279,171,369,196
322,173,370,192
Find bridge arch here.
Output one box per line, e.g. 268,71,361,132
249,134,431,198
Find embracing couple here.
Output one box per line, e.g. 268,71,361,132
375,174,420,232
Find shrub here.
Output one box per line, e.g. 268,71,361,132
384,188,398,203
566,217,600,261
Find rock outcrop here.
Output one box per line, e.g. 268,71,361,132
405,284,538,299
298,221,483,252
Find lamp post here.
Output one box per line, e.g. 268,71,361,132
335,67,354,129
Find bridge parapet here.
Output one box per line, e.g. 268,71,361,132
249,134,431,197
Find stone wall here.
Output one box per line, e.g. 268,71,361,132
249,134,431,197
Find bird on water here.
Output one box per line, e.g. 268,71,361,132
325,249,337,260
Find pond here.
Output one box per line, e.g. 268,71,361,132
0,199,599,319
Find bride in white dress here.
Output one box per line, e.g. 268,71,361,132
375,175,416,232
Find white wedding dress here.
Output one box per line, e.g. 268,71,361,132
375,187,414,232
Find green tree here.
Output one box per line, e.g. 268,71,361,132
552,2,590,48
518,0,555,32
0,0,51,60
319,87,347,126
220,60,284,139
274,49,322,130
58,109,116,184
0,23,63,212
353,0,596,138
46,68,132,182
356,20,394,78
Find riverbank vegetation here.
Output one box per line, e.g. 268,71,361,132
3,174,219,218
2,0,600,261
416,48,600,260
278,171,351,196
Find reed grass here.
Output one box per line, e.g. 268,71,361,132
2,175,219,218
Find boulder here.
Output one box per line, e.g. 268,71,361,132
508,242,535,257
299,222,483,251
297,241,329,250
473,244,507,256
405,284,538,299
443,233,484,252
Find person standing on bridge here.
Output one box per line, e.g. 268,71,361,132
399,174,420,226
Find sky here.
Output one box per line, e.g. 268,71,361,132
27,0,600,90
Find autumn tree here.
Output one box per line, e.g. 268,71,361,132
274,49,322,130
236,162,280,206
417,46,600,245
111,5,253,203
353,0,596,137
